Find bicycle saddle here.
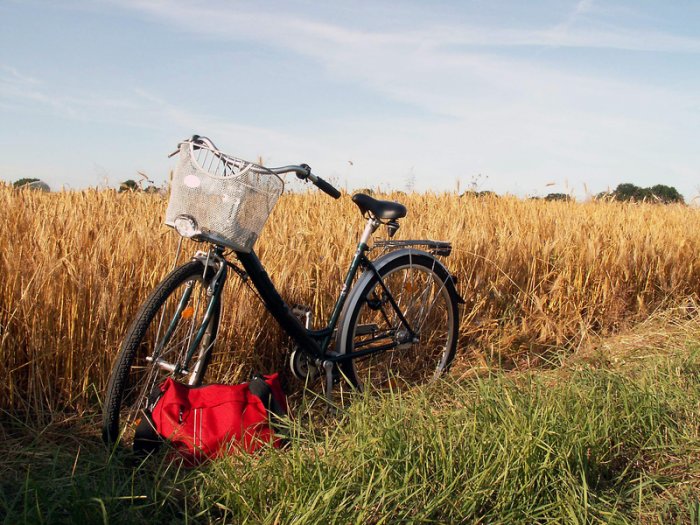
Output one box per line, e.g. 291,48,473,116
351,193,407,220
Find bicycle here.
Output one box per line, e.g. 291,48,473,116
102,135,464,445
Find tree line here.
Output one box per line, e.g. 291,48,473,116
12,177,685,204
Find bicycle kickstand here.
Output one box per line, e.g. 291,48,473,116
322,360,337,411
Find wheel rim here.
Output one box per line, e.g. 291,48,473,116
348,262,455,391
118,273,215,445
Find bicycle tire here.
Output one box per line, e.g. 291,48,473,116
339,252,459,391
102,260,221,445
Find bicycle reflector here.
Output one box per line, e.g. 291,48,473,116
174,215,200,238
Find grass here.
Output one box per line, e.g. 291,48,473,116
2,185,700,522
2,320,699,524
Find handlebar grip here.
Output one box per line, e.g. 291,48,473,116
313,176,341,199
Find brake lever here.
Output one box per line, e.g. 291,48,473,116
296,163,312,180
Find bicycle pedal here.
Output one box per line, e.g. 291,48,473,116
291,304,312,329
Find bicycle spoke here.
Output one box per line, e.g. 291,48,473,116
346,255,457,392
104,261,221,447
416,275,450,334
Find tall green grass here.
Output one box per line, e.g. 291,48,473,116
2,348,698,524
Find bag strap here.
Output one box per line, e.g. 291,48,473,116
248,374,289,447
249,375,288,447
133,412,163,454
132,383,166,454
248,375,286,420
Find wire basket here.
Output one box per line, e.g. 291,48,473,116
165,141,284,252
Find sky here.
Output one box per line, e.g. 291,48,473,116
1,0,699,198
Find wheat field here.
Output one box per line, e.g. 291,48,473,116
2,184,700,413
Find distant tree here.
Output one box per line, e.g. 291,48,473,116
613,183,644,201
119,179,139,192
544,193,572,202
649,184,684,204
611,183,683,204
462,190,498,198
14,178,50,191
13,178,41,188
355,188,375,196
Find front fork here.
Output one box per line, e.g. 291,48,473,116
147,248,227,385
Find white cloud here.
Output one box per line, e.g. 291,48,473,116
114,0,700,53
0,64,40,85
3,2,699,196
104,0,698,118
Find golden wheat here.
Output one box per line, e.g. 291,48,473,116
2,184,700,412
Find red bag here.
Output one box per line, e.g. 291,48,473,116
134,373,287,464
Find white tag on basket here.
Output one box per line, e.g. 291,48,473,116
184,175,201,188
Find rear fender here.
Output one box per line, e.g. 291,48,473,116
335,248,463,356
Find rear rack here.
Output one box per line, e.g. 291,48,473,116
373,239,452,257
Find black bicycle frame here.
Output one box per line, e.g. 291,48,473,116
236,249,326,358
172,236,421,378
234,241,416,365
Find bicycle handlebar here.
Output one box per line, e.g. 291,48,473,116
173,135,341,200
269,164,341,199
310,174,342,199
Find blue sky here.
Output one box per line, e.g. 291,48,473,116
1,0,699,198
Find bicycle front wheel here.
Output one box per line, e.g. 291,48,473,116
339,252,459,391
102,260,221,446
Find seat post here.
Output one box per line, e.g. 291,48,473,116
359,217,380,248
320,216,381,352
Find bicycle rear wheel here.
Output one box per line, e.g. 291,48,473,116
339,252,459,391
102,260,221,446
